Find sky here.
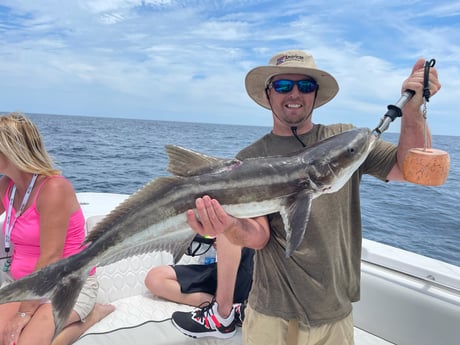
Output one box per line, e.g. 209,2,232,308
0,0,459,136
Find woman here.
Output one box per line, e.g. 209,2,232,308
0,113,113,345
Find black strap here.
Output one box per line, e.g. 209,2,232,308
423,59,436,102
185,235,215,257
291,127,306,147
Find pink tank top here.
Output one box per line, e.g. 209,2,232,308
2,176,87,280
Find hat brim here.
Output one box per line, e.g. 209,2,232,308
245,66,339,109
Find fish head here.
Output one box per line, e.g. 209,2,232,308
302,127,375,194
282,128,375,257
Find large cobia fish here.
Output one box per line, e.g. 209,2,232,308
0,127,375,336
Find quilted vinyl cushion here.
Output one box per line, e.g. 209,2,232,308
96,251,174,303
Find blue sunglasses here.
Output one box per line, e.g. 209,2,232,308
268,79,318,94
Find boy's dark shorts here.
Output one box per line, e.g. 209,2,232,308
174,248,254,303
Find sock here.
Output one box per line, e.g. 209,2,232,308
213,301,235,327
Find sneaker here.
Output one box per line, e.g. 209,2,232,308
171,299,236,339
233,301,246,327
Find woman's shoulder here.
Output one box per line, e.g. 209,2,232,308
42,175,75,191
35,175,80,215
36,175,76,203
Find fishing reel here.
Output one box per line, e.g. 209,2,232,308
373,59,450,186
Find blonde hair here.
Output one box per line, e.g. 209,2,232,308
0,112,60,176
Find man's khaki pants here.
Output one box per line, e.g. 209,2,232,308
242,304,354,345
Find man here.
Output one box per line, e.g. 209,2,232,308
145,234,253,339
183,50,441,344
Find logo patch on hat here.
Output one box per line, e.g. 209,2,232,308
276,55,305,66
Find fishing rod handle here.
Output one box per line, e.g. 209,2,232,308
394,89,416,110
373,89,415,136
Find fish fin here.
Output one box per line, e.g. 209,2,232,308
166,145,241,177
280,191,313,257
84,176,181,245
51,273,86,337
96,229,197,267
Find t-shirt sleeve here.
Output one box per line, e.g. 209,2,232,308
362,138,398,181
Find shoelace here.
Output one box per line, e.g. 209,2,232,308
192,300,216,327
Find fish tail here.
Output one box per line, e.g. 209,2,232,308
0,256,91,337
51,271,87,337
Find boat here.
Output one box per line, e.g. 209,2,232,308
2,192,460,345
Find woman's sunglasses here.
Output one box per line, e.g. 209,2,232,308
268,79,318,94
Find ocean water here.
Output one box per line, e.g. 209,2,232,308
28,113,459,267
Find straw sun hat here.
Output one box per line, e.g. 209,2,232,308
245,50,339,109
